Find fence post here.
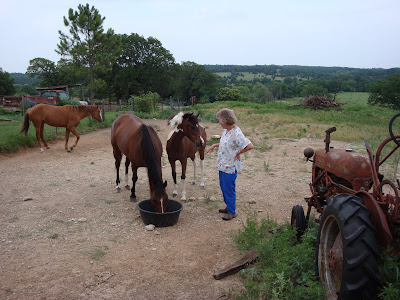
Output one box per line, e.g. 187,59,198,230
102,99,105,122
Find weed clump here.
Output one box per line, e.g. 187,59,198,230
233,211,324,299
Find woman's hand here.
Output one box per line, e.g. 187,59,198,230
207,143,219,154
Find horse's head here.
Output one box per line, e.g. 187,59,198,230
91,106,103,122
150,180,168,213
176,112,203,147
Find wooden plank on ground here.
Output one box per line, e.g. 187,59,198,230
213,249,258,280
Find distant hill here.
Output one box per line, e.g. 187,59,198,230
10,73,40,85
204,64,400,79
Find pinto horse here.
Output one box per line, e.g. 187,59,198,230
111,114,168,213
166,112,207,200
20,104,102,153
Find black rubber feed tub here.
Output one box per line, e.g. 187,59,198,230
137,199,183,227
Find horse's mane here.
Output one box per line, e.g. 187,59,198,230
138,124,164,191
168,112,198,128
65,105,96,113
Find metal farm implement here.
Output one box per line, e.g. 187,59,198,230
291,114,400,299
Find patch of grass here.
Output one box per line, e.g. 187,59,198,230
255,140,273,152
48,233,59,239
8,216,19,223
82,245,109,261
378,246,400,299
104,199,118,204
263,161,271,172
234,212,324,299
234,210,277,252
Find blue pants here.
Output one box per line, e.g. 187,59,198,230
219,171,237,214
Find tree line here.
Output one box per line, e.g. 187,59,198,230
1,3,399,109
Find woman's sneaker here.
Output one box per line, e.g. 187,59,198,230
222,212,237,221
218,208,228,213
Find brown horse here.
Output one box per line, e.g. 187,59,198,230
111,114,168,213
20,104,103,152
166,112,207,200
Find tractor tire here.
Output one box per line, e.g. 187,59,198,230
389,112,400,147
317,194,380,300
291,205,306,239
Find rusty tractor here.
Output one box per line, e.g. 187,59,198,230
291,114,400,299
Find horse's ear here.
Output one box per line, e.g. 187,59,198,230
163,180,167,188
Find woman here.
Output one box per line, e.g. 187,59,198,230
207,108,254,221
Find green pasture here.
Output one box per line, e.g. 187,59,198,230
195,99,398,152
1,95,398,155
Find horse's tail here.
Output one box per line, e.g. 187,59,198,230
20,110,30,135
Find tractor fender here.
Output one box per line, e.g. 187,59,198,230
355,191,392,246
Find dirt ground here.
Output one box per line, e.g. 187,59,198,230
0,117,354,299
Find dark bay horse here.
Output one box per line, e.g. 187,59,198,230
111,114,168,213
166,112,207,200
20,104,102,152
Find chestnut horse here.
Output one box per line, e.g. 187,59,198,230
166,112,207,200
111,114,168,213
20,104,102,153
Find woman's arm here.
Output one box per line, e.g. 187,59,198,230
235,142,254,160
206,143,219,154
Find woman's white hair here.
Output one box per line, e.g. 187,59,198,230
216,108,237,125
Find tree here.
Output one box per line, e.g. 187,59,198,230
27,58,59,86
112,33,177,101
178,61,218,103
216,87,249,102
368,74,400,109
300,82,328,97
252,82,272,103
0,68,16,95
57,4,121,104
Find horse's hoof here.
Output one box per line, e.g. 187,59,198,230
172,193,177,198
67,149,72,153
116,187,121,193
40,148,44,153
46,146,50,149
130,197,137,203
125,185,131,190
191,182,196,185
200,185,205,189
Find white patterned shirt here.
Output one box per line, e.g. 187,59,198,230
216,126,251,174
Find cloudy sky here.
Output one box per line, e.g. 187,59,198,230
1,0,399,73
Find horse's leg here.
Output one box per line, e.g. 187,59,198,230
34,125,44,153
200,158,205,188
65,129,71,152
191,157,197,185
170,160,178,198
40,121,50,149
199,149,205,189
113,147,122,193
68,127,80,151
130,166,138,202
125,157,131,190
181,160,187,201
